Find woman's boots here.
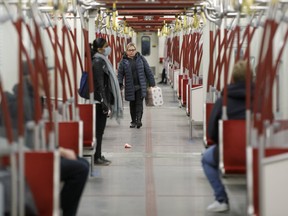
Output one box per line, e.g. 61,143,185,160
130,121,136,128
130,113,142,129
136,115,142,129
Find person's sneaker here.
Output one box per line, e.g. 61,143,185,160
130,122,136,128
101,156,111,164
94,158,110,166
207,201,229,212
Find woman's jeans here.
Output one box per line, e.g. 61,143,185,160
201,145,228,203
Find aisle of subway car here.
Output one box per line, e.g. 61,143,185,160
77,83,246,216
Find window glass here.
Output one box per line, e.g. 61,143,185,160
141,36,150,56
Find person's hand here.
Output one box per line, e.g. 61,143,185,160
120,83,124,90
59,147,77,160
101,102,109,114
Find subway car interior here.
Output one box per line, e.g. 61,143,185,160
0,0,288,215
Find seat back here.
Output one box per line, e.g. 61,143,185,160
78,104,95,148
25,151,60,216
180,78,188,106
219,120,246,174
177,74,183,98
58,121,83,156
203,102,214,147
186,84,190,115
78,104,96,175
45,121,83,156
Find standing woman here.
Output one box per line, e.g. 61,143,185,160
92,38,123,165
118,42,155,128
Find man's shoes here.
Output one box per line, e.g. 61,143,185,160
94,157,111,166
158,81,163,84
207,201,229,212
130,122,136,128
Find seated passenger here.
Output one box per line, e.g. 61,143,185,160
158,63,167,84
0,61,89,216
202,60,252,212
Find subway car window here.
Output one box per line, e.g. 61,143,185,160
141,36,150,56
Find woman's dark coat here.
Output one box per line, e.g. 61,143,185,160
92,56,114,108
117,52,155,101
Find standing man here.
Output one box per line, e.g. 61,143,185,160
118,42,155,128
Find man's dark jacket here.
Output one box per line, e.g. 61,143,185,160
208,82,249,162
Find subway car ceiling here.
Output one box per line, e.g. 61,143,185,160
91,0,203,32
0,0,274,34
74,0,270,33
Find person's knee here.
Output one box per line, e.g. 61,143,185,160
82,158,89,169
201,154,207,166
83,165,89,178
201,150,216,167
78,159,89,178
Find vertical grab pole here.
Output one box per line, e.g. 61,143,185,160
15,16,25,216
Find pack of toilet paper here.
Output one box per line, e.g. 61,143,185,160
146,87,164,106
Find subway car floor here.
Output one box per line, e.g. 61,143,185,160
77,83,247,216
